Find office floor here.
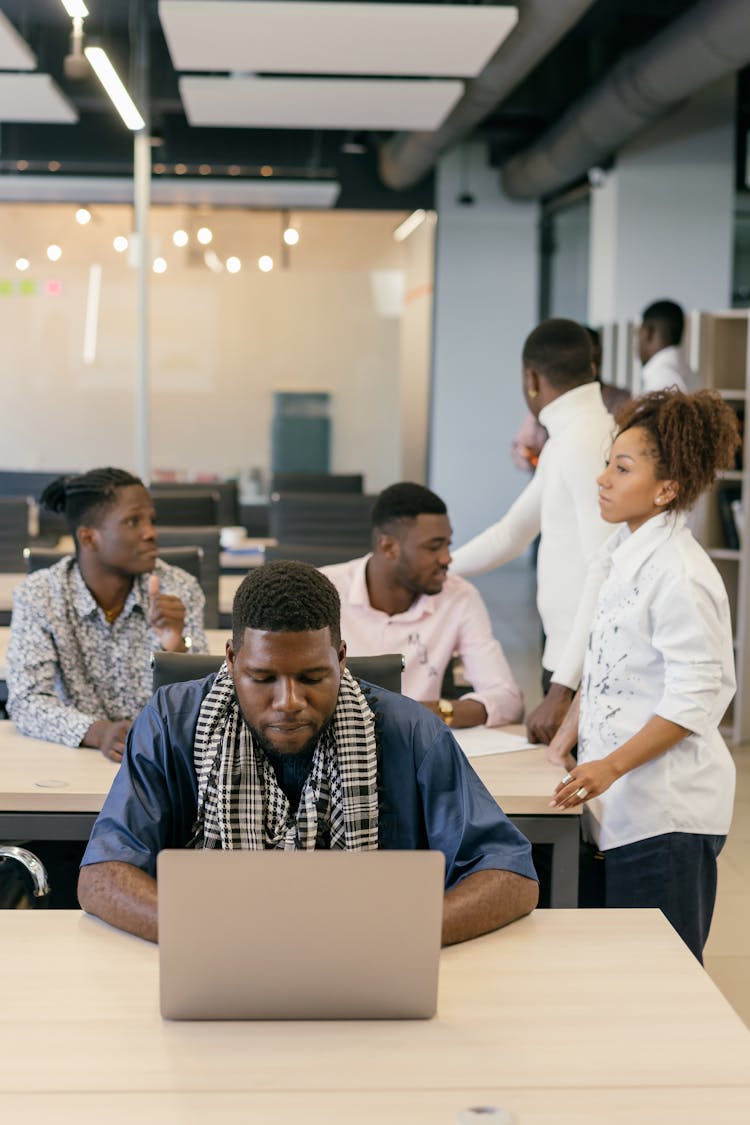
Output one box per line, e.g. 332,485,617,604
473,558,750,1029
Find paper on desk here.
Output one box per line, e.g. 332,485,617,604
452,726,537,758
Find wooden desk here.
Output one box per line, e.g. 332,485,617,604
0,911,748,1123
0,571,22,623
471,739,579,908
0,719,575,901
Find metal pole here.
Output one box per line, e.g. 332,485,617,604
132,0,150,482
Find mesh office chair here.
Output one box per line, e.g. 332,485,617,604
264,543,364,567
269,492,375,549
152,651,404,694
150,489,220,528
0,846,50,909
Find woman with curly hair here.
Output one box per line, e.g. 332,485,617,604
548,389,740,961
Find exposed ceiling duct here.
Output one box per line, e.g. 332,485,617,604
501,0,750,200
377,0,595,192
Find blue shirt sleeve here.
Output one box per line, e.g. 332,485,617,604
81,686,201,876
373,688,538,888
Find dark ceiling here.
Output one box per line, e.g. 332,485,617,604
0,0,743,210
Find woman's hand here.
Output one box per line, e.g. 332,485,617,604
549,758,619,809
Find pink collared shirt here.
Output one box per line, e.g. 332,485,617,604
321,555,523,728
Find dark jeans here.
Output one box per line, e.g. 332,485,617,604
579,831,725,963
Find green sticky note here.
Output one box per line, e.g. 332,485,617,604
0,279,13,296
18,278,37,295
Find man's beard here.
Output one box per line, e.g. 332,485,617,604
246,714,335,758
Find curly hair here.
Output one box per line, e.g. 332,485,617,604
39,467,143,531
232,560,341,648
615,390,740,511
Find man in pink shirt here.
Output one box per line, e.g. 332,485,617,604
321,483,523,729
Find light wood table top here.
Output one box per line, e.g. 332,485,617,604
1,910,749,1111
0,623,8,679
0,718,569,822
3,1087,750,1125
0,721,118,812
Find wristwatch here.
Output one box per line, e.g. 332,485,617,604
437,698,454,726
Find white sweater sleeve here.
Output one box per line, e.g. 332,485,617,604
451,469,543,577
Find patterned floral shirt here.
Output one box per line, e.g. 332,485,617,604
7,556,207,747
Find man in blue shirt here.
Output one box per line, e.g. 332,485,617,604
79,562,538,944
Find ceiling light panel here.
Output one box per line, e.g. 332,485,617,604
160,1,518,77
0,73,77,123
0,11,37,71
180,76,464,131
0,175,341,209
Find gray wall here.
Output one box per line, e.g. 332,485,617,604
429,144,539,545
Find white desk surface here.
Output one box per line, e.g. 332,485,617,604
0,570,22,613
0,719,569,820
0,910,748,1121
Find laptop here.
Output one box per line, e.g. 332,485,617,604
157,849,445,1020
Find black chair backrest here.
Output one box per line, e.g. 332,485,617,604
152,651,223,693
150,481,239,526
151,651,403,695
24,545,204,587
264,542,360,567
269,492,375,548
156,526,220,629
151,489,220,528
24,547,63,574
239,501,270,538
347,654,403,694
156,546,203,586
0,496,31,572
0,470,72,499
271,473,363,495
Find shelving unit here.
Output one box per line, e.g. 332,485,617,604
692,311,750,744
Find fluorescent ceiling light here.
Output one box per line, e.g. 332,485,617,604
393,210,427,243
84,46,145,131
60,1,89,17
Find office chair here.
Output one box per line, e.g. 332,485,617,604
150,480,239,526
271,473,363,495
269,492,375,548
24,545,204,586
151,651,404,695
150,489,220,528
156,527,220,629
0,846,50,909
0,496,32,572
264,543,363,567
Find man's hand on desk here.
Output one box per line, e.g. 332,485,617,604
421,698,488,729
526,683,574,745
81,719,132,763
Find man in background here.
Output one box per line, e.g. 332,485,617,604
638,299,697,392
322,483,523,730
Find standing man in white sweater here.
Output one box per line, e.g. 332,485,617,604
451,319,615,744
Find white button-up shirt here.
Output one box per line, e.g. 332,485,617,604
451,382,615,675
578,512,736,851
321,555,523,727
640,346,697,393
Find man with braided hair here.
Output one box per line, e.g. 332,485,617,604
7,467,207,760
78,561,538,945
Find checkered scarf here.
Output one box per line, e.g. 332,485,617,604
189,663,379,851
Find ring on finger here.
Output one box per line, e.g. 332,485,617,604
561,772,573,785
575,787,588,800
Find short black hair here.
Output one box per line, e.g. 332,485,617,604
522,318,593,388
371,482,446,533
39,467,143,532
641,300,684,346
232,561,341,648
